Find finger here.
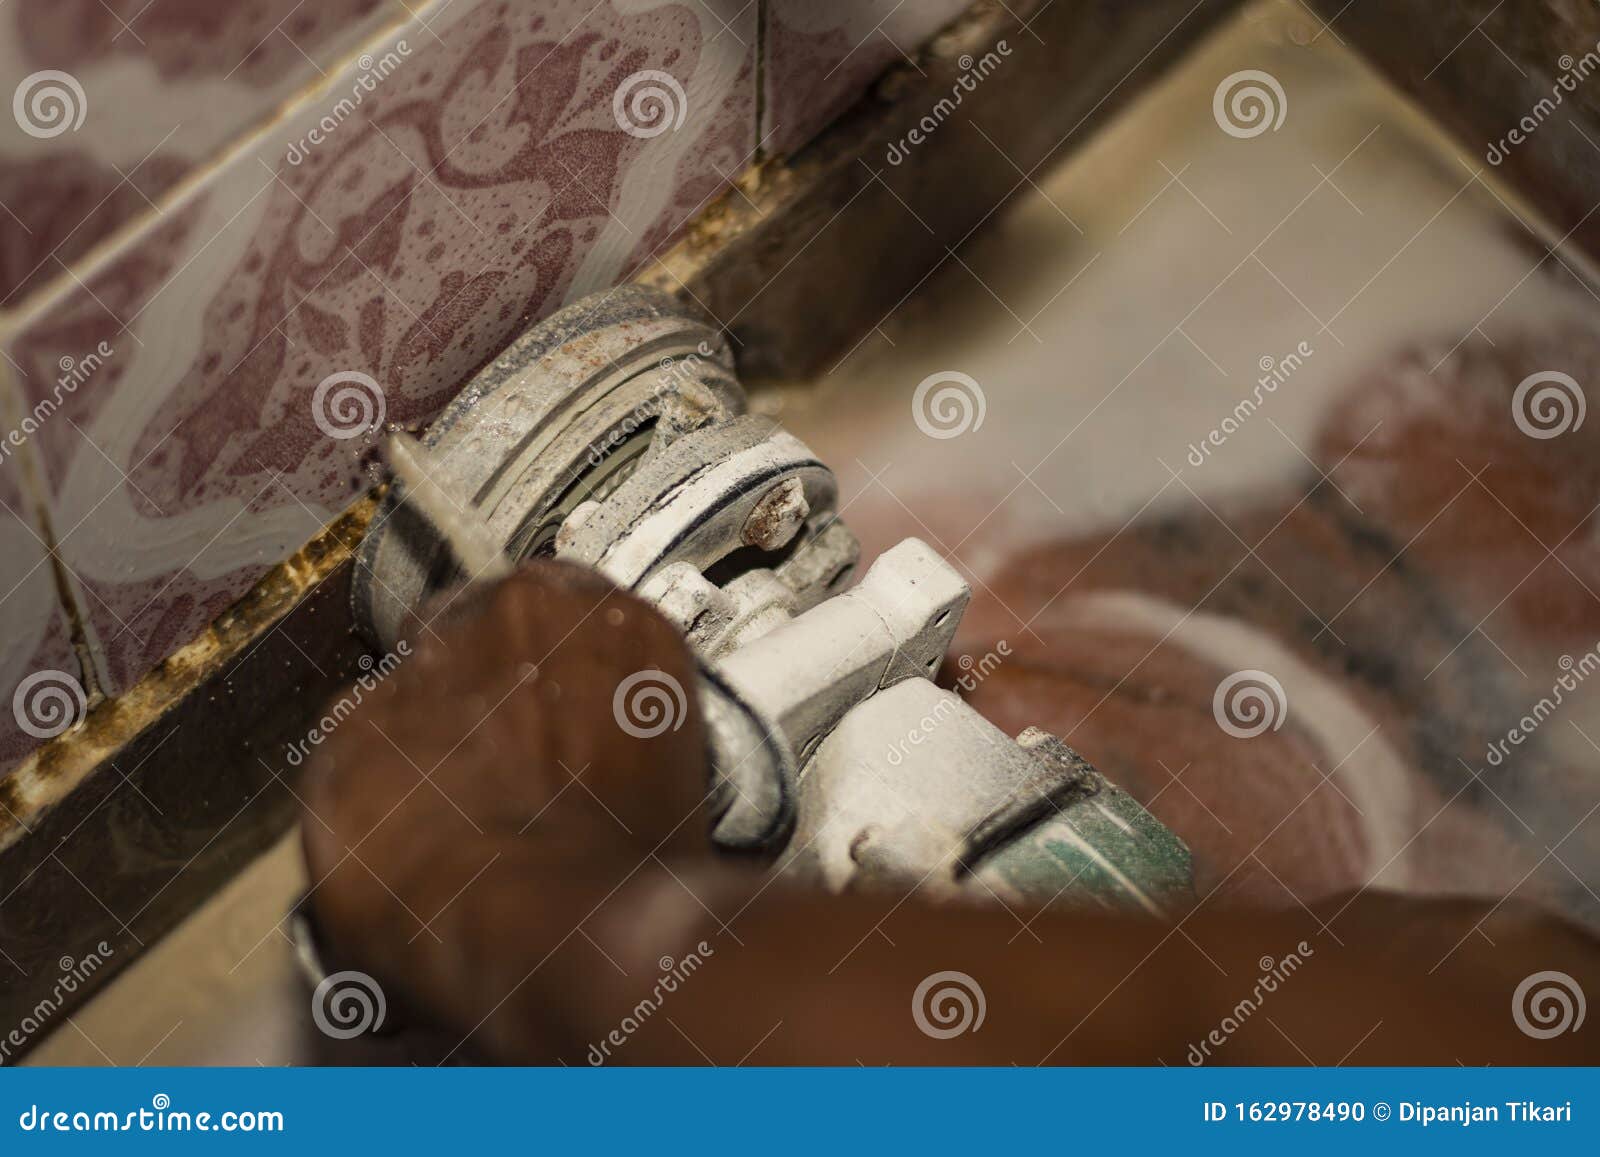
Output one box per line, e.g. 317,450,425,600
301,561,712,1007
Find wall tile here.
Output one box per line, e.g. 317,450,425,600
0,0,407,307
762,0,971,156
4,0,756,696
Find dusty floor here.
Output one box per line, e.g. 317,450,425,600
32,2,1600,1064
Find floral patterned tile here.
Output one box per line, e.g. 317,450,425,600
3,0,757,697
0,0,408,307
762,0,972,156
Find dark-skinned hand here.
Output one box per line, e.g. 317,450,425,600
303,562,1600,1065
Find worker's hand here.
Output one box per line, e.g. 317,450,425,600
300,562,1600,1066
301,561,718,1060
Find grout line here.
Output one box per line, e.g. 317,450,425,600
0,359,105,702
0,499,373,856
754,0,769,162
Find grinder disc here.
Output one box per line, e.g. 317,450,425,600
353,286,742,649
